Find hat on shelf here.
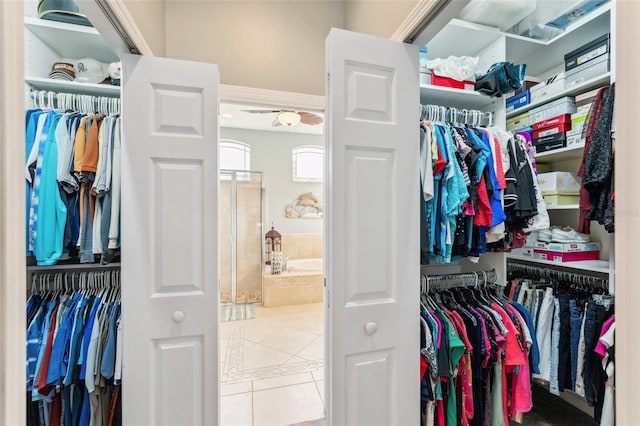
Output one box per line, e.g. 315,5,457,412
108,62,122,86
48,61,75,81
74,58,108,84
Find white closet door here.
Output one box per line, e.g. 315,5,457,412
325,28,419,425
121,54,219,425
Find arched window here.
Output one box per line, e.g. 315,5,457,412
220,140,251,171
292,145,323,182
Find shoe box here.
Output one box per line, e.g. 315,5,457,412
533,132,567,153
532,114,572,140
533,241,601,263
564,33,611,88
529,96,577,125
529,73,566,103
507,111,531,131
537,171,581,205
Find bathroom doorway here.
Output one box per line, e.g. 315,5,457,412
218,102,326,425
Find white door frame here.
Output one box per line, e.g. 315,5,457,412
0,1,26,424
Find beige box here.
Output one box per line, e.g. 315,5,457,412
537,172,581,192
542,189,580,205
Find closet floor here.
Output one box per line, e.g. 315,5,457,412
220,303,325,426
512,384,597,425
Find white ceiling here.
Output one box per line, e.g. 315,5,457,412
219,102,325,135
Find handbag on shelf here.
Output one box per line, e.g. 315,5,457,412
475,62,527,98
38,0,93,27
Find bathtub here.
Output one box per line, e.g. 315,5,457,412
286,258,323,274
263,258,324,307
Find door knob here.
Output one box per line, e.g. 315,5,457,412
172,311,185,323
364,322,378,335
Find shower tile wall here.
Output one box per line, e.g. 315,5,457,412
236,180,263,303
281,233,323,260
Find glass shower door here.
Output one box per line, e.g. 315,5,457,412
219,170,263,305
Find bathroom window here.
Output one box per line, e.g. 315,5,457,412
292,145,323,182
220,140,251,180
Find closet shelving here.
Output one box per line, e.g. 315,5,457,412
423,1,614,291
24,16,120,98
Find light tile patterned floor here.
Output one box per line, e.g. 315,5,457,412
220,303,325,426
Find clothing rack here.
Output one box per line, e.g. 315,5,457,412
420,103,493,127
30,89,121,115
28,267,120,295
507,262,608,290
421,269,498,293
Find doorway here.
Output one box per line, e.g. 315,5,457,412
218,102,326,425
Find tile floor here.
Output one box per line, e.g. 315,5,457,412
220,303,325,426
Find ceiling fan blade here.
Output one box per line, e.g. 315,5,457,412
241,109,283,114
298,111,324,125
272,118,283,127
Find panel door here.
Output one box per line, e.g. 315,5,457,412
121,54,219,425
325,28,420,425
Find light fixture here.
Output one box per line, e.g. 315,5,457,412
278,111,301,127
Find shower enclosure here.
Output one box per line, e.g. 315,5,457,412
219,170,264,304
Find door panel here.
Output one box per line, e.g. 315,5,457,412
326,29,419,425
121,54,219,425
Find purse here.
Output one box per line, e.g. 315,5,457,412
38,0,92,27
474,62,527,98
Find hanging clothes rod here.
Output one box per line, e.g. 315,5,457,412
30,89,121,115
421,269,498,293
420,103,493,127
507,262,608,289
29,269,121,294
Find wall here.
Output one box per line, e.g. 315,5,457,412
123,0,166,57
344,0,419,38
165,0,343,95
130,0,420,95
220,127,324,235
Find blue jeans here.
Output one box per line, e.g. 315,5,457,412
549,297,561,395
569,299,585,391
556,295,572,393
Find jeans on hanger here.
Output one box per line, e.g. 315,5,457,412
583,300,612,422
569,299,585,391
533,288,554,382
556,294,573,392
549,297,561,395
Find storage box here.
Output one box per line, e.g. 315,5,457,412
420,67,432,85
542,189,580,205
576,87,604,106
533,122,572,139
566,129,586,147
537,171,581,192
532,114,571,131
566,54,610,88
529,96,577,124
506,90,531,112
431,71,475,91
530,73,566,103
564,32,610,71
514,76,543,94
548,0,611,30
535,137,567,154
507,112,531,130
534,241,601,262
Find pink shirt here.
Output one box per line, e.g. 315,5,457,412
595,315,615,358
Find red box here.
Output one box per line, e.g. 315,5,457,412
532,114,571,130
533,249,600,262
533,122,572,139
431,72,475,91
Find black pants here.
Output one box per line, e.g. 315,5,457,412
556,295,573,392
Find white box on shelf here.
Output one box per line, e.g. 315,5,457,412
529,96,577,124
537,171,581,192
530,73,567,103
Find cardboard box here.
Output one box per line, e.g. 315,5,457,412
566,130,586,147
529,97,576,124
533,241,601,263
537,171,581,192
548,1,611,30
532,114,572,131
530,73,566,103
564,32,610,71
566,54,610,88
533,122,572,139
542,189,580,205
535,139,567,154
506,90,531,112
507,112,531,130
431,71,475,91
